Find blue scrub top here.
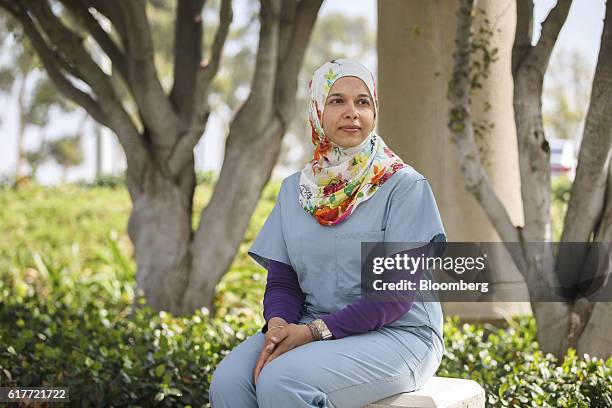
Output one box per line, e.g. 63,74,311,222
248,165,447,343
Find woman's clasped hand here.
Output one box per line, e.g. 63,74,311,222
252,317,315,384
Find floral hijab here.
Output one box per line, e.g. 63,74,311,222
299,59,407,226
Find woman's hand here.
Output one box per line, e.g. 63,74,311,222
252,317,288,384
253,322,314,384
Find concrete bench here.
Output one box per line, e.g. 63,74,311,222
365,377,485,408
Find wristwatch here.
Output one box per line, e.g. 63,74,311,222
311,319,334,340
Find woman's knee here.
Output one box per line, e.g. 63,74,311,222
209,332,264,396
209,357,255,405
255,360,327,406
413,345,443,389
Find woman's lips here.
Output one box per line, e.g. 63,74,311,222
340,126,361,133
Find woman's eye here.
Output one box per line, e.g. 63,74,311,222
329,99,342,104
358,99,370,105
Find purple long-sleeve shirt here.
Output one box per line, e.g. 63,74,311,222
262,244,430,339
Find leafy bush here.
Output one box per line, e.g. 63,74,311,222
439,317,612,407
0,292,255,407
87,173,127,189
1,182,610,407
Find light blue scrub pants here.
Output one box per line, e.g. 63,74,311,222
209,314,443,408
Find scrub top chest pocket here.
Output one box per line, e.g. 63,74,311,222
335,230,385,297
294,230,385,299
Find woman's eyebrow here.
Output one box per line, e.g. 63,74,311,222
327,93,371,99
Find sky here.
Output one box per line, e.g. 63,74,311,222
0,0,606,184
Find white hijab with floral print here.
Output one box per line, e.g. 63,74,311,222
299,59,407,226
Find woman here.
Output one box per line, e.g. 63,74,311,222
209,59,446,408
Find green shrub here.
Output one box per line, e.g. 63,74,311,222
438,317,612,407
0,290,257,406
87,173,127,189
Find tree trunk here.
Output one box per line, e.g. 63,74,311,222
513,70,572,355
378,0,529,322
15,76,27,178
127,162,195,312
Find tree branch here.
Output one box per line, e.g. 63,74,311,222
59,0,129,82
274,0,322,124
88,0,130,49
7,0,148,176
561,1,612,243
559,3,612,287
0,0,108,126
277,0,297,61
25,0,116,99
168,111,210,178
512,0,571,244
170,0,205,123
513,0,572,79
532,0,572,69
511,0,533,76
167,0,232,177
593,161,612,285
197,0,232,99
240,0,281,122
448,0,526,272
117,0,180,148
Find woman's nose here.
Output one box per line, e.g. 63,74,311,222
344,103,359,119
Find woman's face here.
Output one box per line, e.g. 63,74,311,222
321,76,375,148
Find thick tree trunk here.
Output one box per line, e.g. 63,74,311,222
378,0,529,322
513,72,571,355
127,162,195,312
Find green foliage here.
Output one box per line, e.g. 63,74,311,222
0,293,251,407
1,183,609,407
87,173,127,189
439,317,612,407
47,136,84,168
